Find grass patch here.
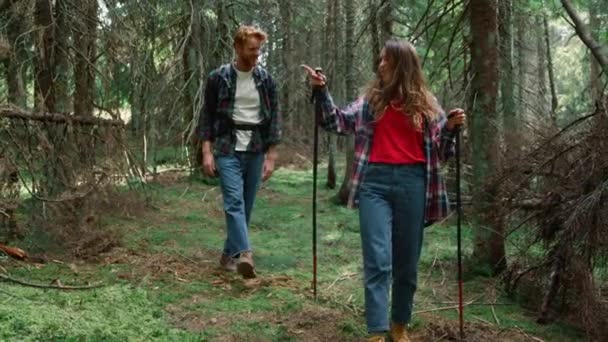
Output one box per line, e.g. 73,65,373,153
0,284,198,341
0,164,585,340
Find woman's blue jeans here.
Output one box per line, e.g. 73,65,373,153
215,152,264,257
358,163,426,333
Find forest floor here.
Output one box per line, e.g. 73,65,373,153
0,151,584,341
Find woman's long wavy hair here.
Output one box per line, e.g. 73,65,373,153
365,40,439,130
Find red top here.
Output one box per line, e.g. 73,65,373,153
369,103,426,164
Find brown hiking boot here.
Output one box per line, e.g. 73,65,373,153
389,323,411,342
219,254,236,272
366,335,386,342
236,251,256,279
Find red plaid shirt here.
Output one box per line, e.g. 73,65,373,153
316,88,456,226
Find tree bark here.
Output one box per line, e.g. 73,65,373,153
324,0,337,189
369,0,381,71
73,0,98,117
54,0,69,112
337,0,356,205
380,0,393,42
498,0,517,155
515,4,528,117
536,15,548,115
4,0,27,108
212,1,231,71
344,0,354,98
34,0,56,112
589,0,602,105
279,0,294,132
184,0,204,170
129,52,142,135
469,0,506,274
543,13,558,125
145,5,158,176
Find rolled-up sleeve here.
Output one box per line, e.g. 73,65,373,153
437,110,457,161
315,87,361,135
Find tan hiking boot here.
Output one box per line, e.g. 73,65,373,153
389,323,411,342
366,335,386,342
236,251,256,279
219,254,236,272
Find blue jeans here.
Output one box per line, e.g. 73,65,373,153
215,152,264,257
358,163,426,334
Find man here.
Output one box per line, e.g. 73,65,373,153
199,25,281,279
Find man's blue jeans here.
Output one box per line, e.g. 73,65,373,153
358,163,426,334
216,152,264,257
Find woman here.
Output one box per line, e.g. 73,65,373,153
302,40,466,342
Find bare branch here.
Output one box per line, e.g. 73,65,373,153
0,274,104,290
0,107,124,126
560,0,608,73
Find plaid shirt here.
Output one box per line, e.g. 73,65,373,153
199,63,281,155
315,88,456,226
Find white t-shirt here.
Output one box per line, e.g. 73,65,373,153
233,68,262,151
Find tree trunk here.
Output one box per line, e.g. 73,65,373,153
337,0,355,205
54,0,70,112
324,0,337,189
184,0,204,170
560,0,608,74
4,0,27,108
129,52,142,135
589,0,602,106
212,1,231,72
561,0,608,129
333,0,343,102
380,0,393,42
297,22,313,134
34,0,56,112
369,0,381,71
72,0,98,169
515,4,528,118
344,0,355,114
145,8,158,176
498,0,517,156
279,0,294,133
469,0,506,274
33,0,71,196
73,0,98,117
543,12,558,125
536,15,548,115
182,35,194,137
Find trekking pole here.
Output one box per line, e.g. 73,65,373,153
450,112,465,340
311,67,323,300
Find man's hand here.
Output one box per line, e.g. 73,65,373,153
447,108,466,131
202,141,216,177
262,148,278,181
